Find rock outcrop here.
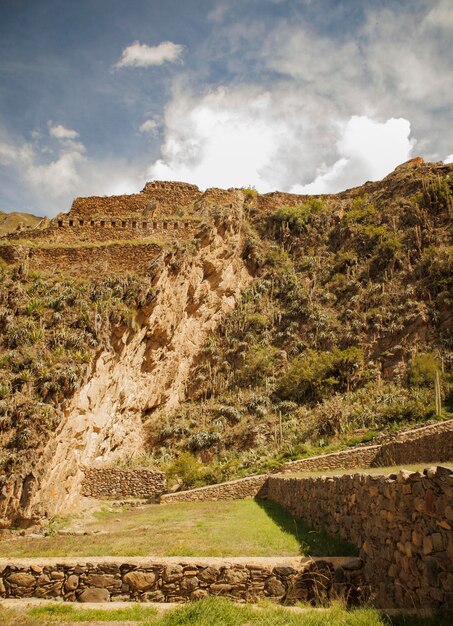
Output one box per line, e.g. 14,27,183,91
0,201,251,522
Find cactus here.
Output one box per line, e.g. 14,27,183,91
435,369,442,417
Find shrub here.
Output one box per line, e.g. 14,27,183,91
421,177,452,215
242,186,257,199
216,405,242,424
188,430,221,452
164,452,209,489
277,347,365,404
238,345,281,386
419,245,453,296
271,199,325,235
408,353,439,387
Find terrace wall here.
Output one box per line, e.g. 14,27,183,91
71,181,201,219
0,241,163,276
0,556,365,604
278,419,453,474
267,466,453,610
1,217,198,245
81,468,165,501
161,475,268,503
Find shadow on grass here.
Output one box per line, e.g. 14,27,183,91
384,611,452,626
255,498,359,557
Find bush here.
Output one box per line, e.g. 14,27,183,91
277,347,365,404
408,353,439,387
216,405,242,424
188,430,221,452
271,199,325,235
238,345,281,386
421,177,452,215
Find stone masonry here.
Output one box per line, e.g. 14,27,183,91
0,556,366,604
267,466,453,610
160,419,453,503
81,468,165,501
161,475,268,504
278,419,453,474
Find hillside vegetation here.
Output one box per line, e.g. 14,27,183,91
0,267,155,477
0,160,452,501
146,168,453,487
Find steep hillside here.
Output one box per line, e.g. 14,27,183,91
0,210,42,237
0,158,452,524
0,201,250,524
147,160,453,487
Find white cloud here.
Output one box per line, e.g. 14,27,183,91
139,119,159,135
0,142,33,166
425,0,453,32
114,41,183,69
444,154,453,164
48,123,80,140
26,150,85,196
148,87,292,191
148,85,416,194
291,116,415,194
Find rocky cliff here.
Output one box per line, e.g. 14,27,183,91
0,159,452,524
0,200,251,523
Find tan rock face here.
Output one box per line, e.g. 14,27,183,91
17,203,251,519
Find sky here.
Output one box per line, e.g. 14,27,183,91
0,0,452,216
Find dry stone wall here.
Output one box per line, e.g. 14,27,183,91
267,466,453,610
81,468,165,501
161,475,268,503
278,419,453,474
0,556,366,604
71,182,201,219
0,242,163,276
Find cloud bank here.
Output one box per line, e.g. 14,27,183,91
148,89,415,194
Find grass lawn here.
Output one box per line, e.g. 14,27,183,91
0,500,357,558
285,461,453,479
0,598,450,626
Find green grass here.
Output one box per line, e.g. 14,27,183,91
28,602,159,622
0,598,449,626
0,500,357,558
0,237,164,249
285,461,453,479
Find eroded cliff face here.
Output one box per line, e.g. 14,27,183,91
1,202,251,522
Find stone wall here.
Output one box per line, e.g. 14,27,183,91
71,181,202,219
278,419,453,474
0,241,163,276
51,217,198,243
0,556,365,604
162,420,453,504
1,218,198,246
161,475,268,503
81,468,166,501
267,466,453,610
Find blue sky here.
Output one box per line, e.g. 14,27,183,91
0,0,452,216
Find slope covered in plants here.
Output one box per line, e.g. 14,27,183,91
0,159,451,513
146,161,453,487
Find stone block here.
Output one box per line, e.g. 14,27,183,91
123,571,156,591
78,588,110,602
86,573,120,588
7,573,36,588
65,575,79,591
